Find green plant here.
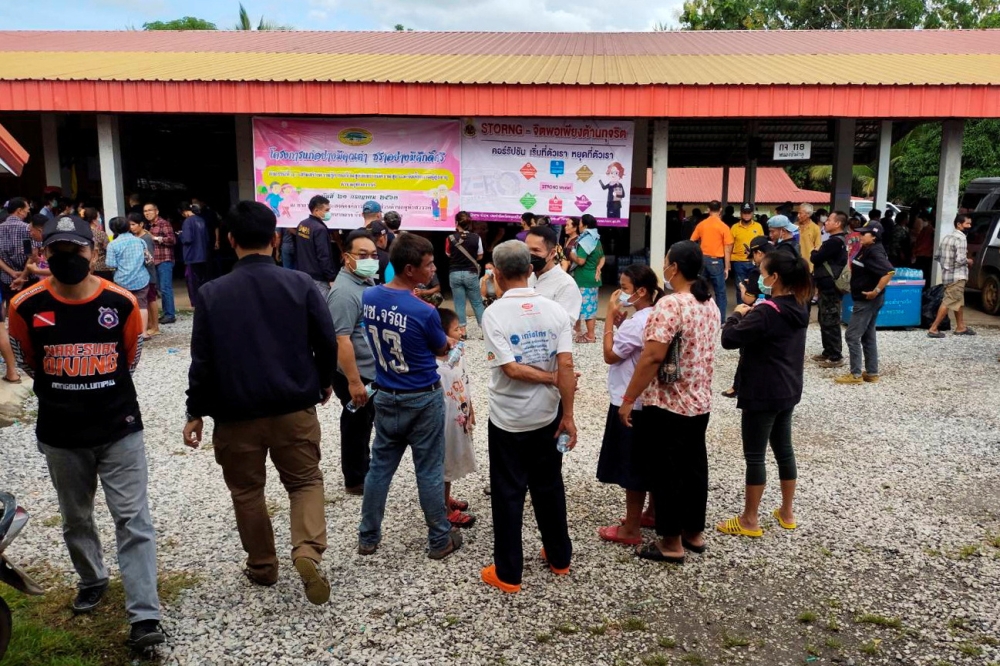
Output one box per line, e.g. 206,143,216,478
860,639,882,655
958,643,983,656
641,654,669,666
826,617,841,632
658,636,677,648
554,622,578,635
797,611,818,624
855,613,902,629
680,655,706,665
535,632,553,643
622,617,649,632
825,638,843,649
953,544,980,560
41,515,61,528
819,547,833,557
947,617,970,631
723,634,750,648
444,615,460,627
587,623,608,636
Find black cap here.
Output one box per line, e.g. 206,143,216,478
741,203,754,213
42,215,93,247
857,221,882,240
747,236,772,254
368,220,388,237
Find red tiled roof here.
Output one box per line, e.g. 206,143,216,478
647,167,830,205
0,123,29,177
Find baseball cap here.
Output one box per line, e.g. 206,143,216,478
362,200,382,215
857,221,883,240
43,215,93,247
747,236,772,254
368,220,389,237
741,203,754,213
766,215,797,233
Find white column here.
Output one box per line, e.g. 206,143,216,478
721,166,730,209
831,119,856,214
933,120,964,286
628,119,649,254
650,119,669,280
40,113,64,191
96,114,124,222
235,115,255,201
874,120,893,211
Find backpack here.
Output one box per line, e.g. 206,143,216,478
823,236,851,294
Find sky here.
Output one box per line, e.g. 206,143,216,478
5,0,684,32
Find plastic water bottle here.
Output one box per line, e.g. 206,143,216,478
447,341,465,368
345,384,376,413
556,433,572,453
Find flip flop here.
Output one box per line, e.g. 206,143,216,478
682,538,707,554
620,515,656,529
954,328,977,336
716,516,763,538
2,376,22,384
598,525,642,546
926,331,946,339
772,509,797,530
635,542,684,564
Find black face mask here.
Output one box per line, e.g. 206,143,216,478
48,251,91,285
530,255,548,275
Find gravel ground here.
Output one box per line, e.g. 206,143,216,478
2,314,999,666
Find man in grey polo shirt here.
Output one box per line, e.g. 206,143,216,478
327,229,379,495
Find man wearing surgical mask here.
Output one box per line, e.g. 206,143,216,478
526,225,582,324
295,195,338,297
327,229,379,495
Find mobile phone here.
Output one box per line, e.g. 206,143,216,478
22,239,33,256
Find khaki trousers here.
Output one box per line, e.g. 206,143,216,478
213,407,326,583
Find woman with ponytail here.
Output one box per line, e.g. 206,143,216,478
597,264,664,546
618,241,721,564
717,251,811,538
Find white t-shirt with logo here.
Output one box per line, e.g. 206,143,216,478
483,287,573,433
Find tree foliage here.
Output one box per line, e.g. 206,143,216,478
892,121,1000,202
235,2,292,30
143,17,217,30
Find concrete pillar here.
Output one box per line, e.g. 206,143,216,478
831,119,856,214
628,120,649,254
874,120,893,211
743,121,758,208
721,166,730,209
96,114,124,221
40,113,65,191
933,120,964,286
235,115,255,202
650,120,669,280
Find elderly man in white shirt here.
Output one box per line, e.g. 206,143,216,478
526,225,582,323
480,240,578,595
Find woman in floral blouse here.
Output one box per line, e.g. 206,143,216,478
618,241,720,564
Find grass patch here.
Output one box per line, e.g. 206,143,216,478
987,534,1000,548
819,547,833,557
444,615,460,627
657,636,677,648
825,617,841,632
824,638,843,650
41,515,62,528
947,617,970,631
554,622,578,635
855,613,902,629
952,544,980,560
958,643,983,657
827,598,842,609
805,643,820,656
860,639,882,655
621,617,648,632
723,634,750,648
641,654,669,666
924,547,943,557
797,611,818,624
616,553,632,564
587,623,608,636
3,569,199,666
680,655,706,665
535,632,553,644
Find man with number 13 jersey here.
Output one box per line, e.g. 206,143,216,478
358,234,462,560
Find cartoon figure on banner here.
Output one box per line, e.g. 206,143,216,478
278,183,300,220
264,182,283,216
429,185,453,221
599,162,626,219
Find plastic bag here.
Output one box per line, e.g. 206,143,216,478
920,285,951,331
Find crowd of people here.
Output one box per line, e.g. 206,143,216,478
0,187,981,653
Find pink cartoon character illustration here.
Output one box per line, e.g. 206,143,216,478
598,162,626,219
278,183,299,220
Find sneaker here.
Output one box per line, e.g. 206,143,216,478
428,529,463,560
344,484,364,496
159,316,176,325
71,582,108,614
293,557,331,605
127,620,165,651
862,372,879,383
834,374,864,385
447,508,477,528
358,541,379,556
818,358,845,368
811,354,829,362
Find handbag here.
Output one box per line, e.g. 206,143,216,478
657,332,683,384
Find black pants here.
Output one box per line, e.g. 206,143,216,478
330,371,374,488
742,408,797,486
732,349,743,393
636,407,711,538
817,290,843,360
488,415,571,586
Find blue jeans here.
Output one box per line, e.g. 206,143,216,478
359,388,451,552
732,261,753,294
703,257,727,322
846,293,884,376
39,431,161,623
155,262,175,318
281,242,296,271
449,271,484,328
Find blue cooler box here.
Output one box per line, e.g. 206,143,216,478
841,280,925,328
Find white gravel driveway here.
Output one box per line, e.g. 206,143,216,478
2,316,999,665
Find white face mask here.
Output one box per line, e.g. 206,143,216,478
618,291,636,308
353,258,379,279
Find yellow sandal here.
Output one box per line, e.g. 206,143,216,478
772,509,797,530
716,516,763,538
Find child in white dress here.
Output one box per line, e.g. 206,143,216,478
437,308,477,528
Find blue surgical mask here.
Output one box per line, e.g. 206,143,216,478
323,211,332,222
617,291,636,308
485,269,493,277
758,274,772,296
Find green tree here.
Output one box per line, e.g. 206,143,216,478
892,120,1000,203
143,16,217,30
235,2,292,30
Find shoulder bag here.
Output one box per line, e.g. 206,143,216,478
449,233,481,275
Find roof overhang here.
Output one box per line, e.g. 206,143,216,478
0,123,28,176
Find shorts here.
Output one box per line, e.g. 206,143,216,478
147,283,159,302
580,287,599,320
130,288,149,309
943,279,966,310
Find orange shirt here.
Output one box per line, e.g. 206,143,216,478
690,215,735,259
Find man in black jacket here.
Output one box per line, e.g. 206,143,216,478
183,201,338,606
836,222,895,385
811,211,850,367
767,215,801,258
295,195,338,296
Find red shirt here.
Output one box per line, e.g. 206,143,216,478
149,216,177,265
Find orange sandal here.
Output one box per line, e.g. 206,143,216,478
481,565,520,593
539,548,570,575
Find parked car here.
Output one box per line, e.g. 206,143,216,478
961,177,1000,212
851,200,902,221
965,210,1000,315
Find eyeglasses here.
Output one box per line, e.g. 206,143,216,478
348,252,378,260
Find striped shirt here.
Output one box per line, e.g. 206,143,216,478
106,234,150,292
935,229,969,284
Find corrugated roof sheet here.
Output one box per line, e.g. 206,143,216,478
0,123,29,177
0,30,996,85
649,168,831,205
0,51,998,85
